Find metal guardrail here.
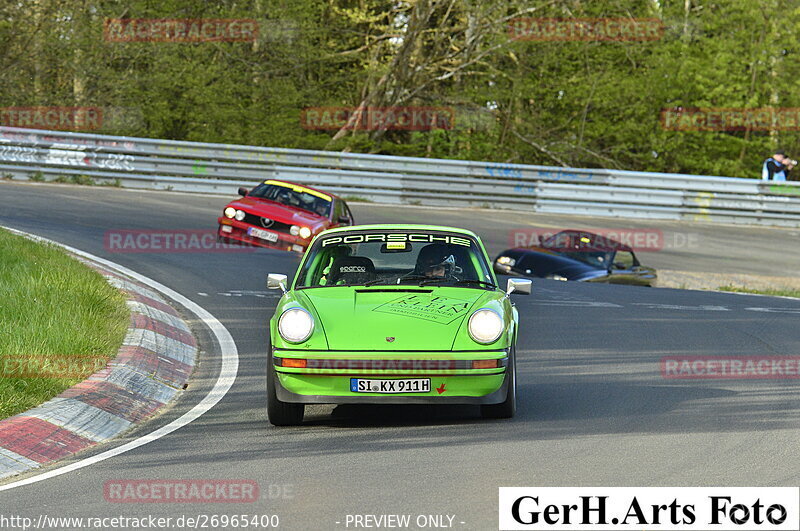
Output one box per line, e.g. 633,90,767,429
2,126,800,227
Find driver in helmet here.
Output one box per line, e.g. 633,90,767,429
415,244,458,278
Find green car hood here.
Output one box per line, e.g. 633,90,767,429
297,286,489,351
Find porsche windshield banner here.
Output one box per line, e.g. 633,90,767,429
499,488,799,530
320,233,472,247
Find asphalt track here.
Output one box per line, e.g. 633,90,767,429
1,182,800,530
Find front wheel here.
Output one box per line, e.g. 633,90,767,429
267,356,304,426
480,345,517,419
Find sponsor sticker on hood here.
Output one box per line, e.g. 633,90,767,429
372,294,471,325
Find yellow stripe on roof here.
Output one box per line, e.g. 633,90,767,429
264,180,331,201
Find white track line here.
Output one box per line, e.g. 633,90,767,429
0,226,239,491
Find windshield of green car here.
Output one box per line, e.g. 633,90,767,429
295,231,495,289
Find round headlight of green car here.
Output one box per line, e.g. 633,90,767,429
278,308,314,343
468,308,503,344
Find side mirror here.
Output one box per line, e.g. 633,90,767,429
267,273,288,293
506,278,532,295
338,215,351,224
238,187,249,197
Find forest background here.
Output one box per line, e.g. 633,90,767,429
2,0,798,179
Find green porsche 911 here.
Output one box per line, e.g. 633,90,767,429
266,224,531,425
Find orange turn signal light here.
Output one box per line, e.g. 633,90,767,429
282,358,307,368
471,359,499,369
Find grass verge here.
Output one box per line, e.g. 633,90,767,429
53,174,95,186
718,285,800,298
0,229,129,419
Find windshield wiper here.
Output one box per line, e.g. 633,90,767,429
417,277,448,286
363,278,390,287
363,275,427,287
454,279,497,288
417,278,498,288
396,274,429,284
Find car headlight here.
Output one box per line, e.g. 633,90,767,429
234,209,246,221
496,256,516,266
224,207,236,218
468,308,504,344
545,274,568,281
291,225,312,239
278,308,314,344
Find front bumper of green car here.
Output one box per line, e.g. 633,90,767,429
271,348,512,404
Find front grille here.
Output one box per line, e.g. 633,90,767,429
242,212,293,234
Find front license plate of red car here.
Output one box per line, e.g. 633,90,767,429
350,378,431,393
247,227,278,242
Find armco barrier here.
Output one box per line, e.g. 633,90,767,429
2,126,800,226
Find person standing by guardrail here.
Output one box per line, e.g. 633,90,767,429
762,150,796,181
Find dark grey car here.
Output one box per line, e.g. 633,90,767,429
493,230,657,286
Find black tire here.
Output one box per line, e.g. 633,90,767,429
267,355,304,426
481,345,517,419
